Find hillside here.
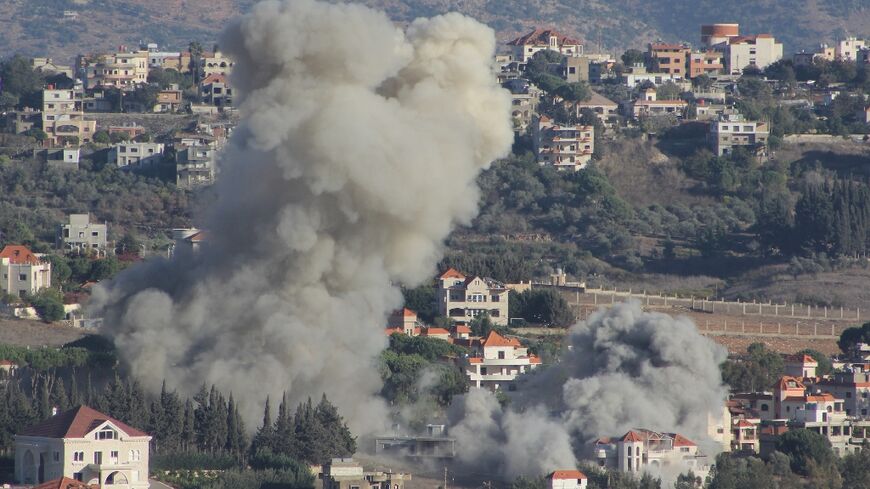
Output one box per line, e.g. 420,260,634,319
1,0,869,62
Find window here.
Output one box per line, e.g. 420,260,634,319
491,295,500,303
53,451,60,462
97,428,118,440
18,273,26,281
498,351,505,360
862,392,868,398
74,451,85,462
680,447,690,452
73,473,83,482
847,392,852,398
761,404,769,411
94,452,103,464
481,367,488,375
92,231,99,237
110,451,118,463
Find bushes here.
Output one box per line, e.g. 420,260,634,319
29,288,65,322
151,451,239,471
509,288,574,326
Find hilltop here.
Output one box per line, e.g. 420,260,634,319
1,0,869,61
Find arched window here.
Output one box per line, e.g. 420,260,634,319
105,471,128,485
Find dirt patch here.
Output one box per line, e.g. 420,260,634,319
0,318,88,347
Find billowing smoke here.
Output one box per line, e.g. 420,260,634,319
449,301,729,478
90,0,512,432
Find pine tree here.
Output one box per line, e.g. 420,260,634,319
182,399,196,452
49,378,69,413
251,396,274,454
37,377,51,420
69,374,81,407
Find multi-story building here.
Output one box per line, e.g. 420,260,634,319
816,366,870,416
621,65,685,87
462,330,541,390
507,28,583,63
784,354,818,379
563,56,590,82
84,49,149,90
200,74,233,110
504,79,542,133
42,88,96,146
175,145,216,188
386,308,424,336
0,245,51,298
574,91,619,126
436,268,510,325
107,142,165,169
688,51,724,78
648,43,690,75
154,85,183,113
57,214,108,255
321,458,410,489
546,470,588,489
533,116,594,171
709,112,769,156
629,87,688,119
201,51,235,78
732,419,759,452
595,430,710,478
836,37,867,62
721,35,783,74
14,405,151,487
2,108,41,134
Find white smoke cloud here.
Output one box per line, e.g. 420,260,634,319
449,301,729,478
90,0,512,433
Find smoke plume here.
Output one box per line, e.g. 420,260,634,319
90,0,512,431
449,301,729,477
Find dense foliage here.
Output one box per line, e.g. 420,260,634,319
379,334,468,409
509,288,574,326
721,343,784,392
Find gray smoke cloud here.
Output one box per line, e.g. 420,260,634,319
90,0,512,432
449,301,728,478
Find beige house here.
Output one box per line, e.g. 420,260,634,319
108,142,165,169
0,245,51,298
630,88,688,119
595,429,710,478
437,268,509,325
85,50,149,90
42,88,96,146
14,405,151,488
721,35,783,74
57,214,108,255
201,51,234,78
507,28,583,63
462,330,541,390
709,112,769,156
533,116,594,171
574,91,619,126
321,458,410,489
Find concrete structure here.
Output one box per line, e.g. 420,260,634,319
1,108,41,134
709,112,769,156
201,51,234,77
836,37,867,62
817,366,870,417
14,405,151,487
0,245,51,298
721,35,783,74
462,330,541,390
175,145,216,188
31,58,74,78
42,88,96,146
547,470,587,489
386,308,424,336
84,49,149,90
688,51,724,78
39,148,80,170
437,268,509,325
503,79,541,132
701,24,740,48
533,116,594,171
200,74,233,110
621,65,684,87
154,86,183,113
574,91,619,126
507,28,583,63
732,419,759,452
321,458,410,489
629,88,688,119
596,429,710,478
108,142,165,169
58,214,108,255
784,354,818,378
648,43,690,75
563,56,590,82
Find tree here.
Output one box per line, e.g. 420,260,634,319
509,288,574,326
839,322,870,354
840,446,870,489
775,428,836,476
30,288,65,322
401,285,436,323
706,453,776,489
92,130,111,145
0,55,45,109
621,49,645,67
721,343,784,392
656,81,682,101
89,257,121,281
692,74,714,90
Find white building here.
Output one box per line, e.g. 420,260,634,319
108,142,165,169
835,37,866,62
436,268,510,325
547,470,588,489
14,405,151,487
0,245,51,298
709,112,769,156
507,28,583,63
721,35,783,74
784,354,818,379
58,214,108,255
533,116,594,171
629,88,688,120
596,430,710,478
201,51,234,77
462,330,541,390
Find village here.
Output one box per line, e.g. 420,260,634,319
0,5,870,489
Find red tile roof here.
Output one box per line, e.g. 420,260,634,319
424,328,450,336
775,376,806,392
0,360,15,366
439,268,465,279
33,477,98,489
0,245,41,265
621,430,644,442
19,405,149,438
455,325,471,334
468,358,484,364
507,28,581,47
482,330,521,348
201,73,227,85
672,434,696,447
549,470,587,480
400,308,417,317
736,419,755,428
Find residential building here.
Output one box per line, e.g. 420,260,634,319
688,51,724,78
32,476,96,489
563,56,590,82
386,308,424,336
629,87,688,119
507,28,583,63
836,37,867,62
169,229,205,257
40,148,80,169
547,470,588,489
107,123,145,140
574,91,619,126
31,58,74,78
14,405,151,487
320,458,410,489
621,65,684,87
2,108,41,134
57,214,108,255
721,35,783,74
201,51,235,77
374,427,456,459
732,419,759,452
709,112,769,156
421,327,450,341
200,74,234,110
0,245,51,298
503,79,541,133
784,354,818,378
81,90,115,112
84,49,149,90
42,88,96,146
694,100,730,121
648,43,690,75
816,366,870,416
154,85,183,113
462,330,541,390
436,268,510,325
142,43,182,71
175,145,216,188
533,116,594,171
596,430,710,478
701,24,740,48
108,142,165,169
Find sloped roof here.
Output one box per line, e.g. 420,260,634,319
775,376,807,392
736,419,755,428
548,470,587,480
33,477,98,489
785,354,818,365
201,73,227,85
399,308,417,317
577,91,618,108
671,433,697,446
19,405,149,438
508,28,581,47
0,245,41,265
621,430,644,442
455,325,471,334
482,330,521,348
439,268,465,279
424,328,450,336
